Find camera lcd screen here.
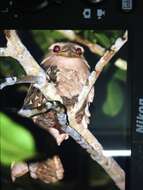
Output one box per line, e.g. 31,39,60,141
0,29,129,190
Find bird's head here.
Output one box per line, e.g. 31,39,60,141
48,42,85,58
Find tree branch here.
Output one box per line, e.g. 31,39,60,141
74,31,128,114
0,30,63,103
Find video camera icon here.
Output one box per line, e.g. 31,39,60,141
97,9,106,19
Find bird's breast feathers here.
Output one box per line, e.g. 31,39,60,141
42,55,90,99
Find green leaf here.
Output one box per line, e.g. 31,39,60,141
0,113,36,165
94,33,111,49
0,57,25,77
32,30,65,54
102,80,124,117
114,68,126,82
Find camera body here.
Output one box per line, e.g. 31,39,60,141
0,1,143,190
0,0,141,27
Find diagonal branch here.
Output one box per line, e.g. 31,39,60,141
66,113,125,190
0,30,63,103
0,30,127,190
74,31,128,114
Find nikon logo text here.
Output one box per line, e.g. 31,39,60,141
136,98,143,134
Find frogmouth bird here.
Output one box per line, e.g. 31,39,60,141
23,42,94,145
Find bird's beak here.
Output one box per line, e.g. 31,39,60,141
60,47,78,57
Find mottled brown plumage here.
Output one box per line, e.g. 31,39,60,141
23,42,94,145
29,156,64,183
11,156,64,183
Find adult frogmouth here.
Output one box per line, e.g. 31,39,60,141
23,42,94,145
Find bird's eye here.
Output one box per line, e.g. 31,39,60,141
53,45,61,53
76,47,82,56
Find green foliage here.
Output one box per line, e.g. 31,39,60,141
102,79,124,117
31,30,125,53
0,113,36,166
114,68,126,82
101,66,126,118
32,30,65,54
94,33,111,48
76,30,124,49
0,57,25,77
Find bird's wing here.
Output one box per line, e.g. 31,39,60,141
22,85,69,145
23,85,46,109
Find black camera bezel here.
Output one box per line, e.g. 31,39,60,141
0,1,143,190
